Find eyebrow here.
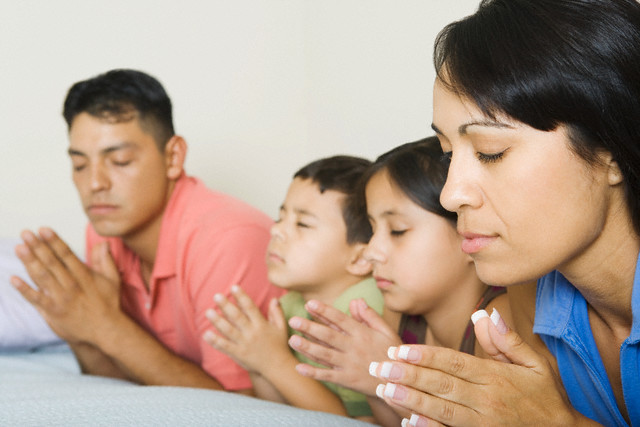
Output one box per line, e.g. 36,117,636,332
431,120,514,136
67,142,137,157
279,205,318,219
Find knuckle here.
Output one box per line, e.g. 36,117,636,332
449,352,467,375
436,375,455,395
438,401,457,423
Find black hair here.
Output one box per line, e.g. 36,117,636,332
363,136,456,222
434,0,640,234
294,155,373,244
62,69,175,150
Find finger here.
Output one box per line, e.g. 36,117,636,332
376,381,477,427
294,362,344,384
349,298,398,339
91,242,119,282
267,298,287,331
304,299,352,333
202,328,237,355
205,307,241,341
288,334,338,368
15,238,64,297
213,292,250,330
401,413,444,427
388,345,491,384
486,311,546,370
229,284,264,323
288,315,345,351
9,275,52,310
372,348,491,405
37,228,92,287
471,310,510,363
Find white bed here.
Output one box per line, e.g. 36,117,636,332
0,238,372,426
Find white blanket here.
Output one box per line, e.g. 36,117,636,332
0,344,373,426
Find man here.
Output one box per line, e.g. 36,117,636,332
11,69,282,394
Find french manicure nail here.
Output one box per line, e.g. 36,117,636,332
369,362,379,377
471,309,489,324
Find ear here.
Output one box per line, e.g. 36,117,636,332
164,135,187,180
346,242,373,277
605,154,623,186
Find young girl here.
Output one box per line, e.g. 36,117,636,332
288,137,512,426
370,1,640,426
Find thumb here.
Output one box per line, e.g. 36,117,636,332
349,299,397,339
484,309,544,369
91,242,119,282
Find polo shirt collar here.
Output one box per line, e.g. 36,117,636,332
151,173,189,279
534,270,575,338
629,251,640,343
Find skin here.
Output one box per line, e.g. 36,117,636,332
11,113,251,393
367,78,637,425
203,177,373,420
288,169,511,427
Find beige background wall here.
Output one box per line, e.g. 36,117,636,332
0,0,478,255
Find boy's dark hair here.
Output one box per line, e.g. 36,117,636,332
294,155,372,244
434,0,640,234
63,69,175,150
363,136,456,222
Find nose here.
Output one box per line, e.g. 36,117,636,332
89,163,111,192
270,220,285,240
439,151,482,214
363,232,386,264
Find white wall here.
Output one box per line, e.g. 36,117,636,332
0,0,478,255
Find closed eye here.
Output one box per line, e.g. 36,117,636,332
390,229,406,237
476,149,507,164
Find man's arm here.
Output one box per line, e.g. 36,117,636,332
11,228,236,390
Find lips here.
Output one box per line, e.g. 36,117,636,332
87,204,118,216
266,251,284,264
459,232,497,254
374,276,393,290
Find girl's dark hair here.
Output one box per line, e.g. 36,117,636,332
434,0,640,234
295,155,373,244
63,69,175,150
363,136,456,222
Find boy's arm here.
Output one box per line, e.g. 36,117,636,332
12,228,231,390
204,286,348,415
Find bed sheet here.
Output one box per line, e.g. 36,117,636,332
0,344,373,426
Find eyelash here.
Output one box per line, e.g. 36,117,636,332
476,150,506,163
390,230,406,237
441,150,506,164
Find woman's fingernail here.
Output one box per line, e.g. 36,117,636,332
375,384,385,399
490,308,509,335
213,293,225,303
387,346,397,360
401,418,410,427
409,413,420,426
396,345,419,362
369,362,379,377
471,309,489,324
306,300,319,310
230,284,240,293
379,361,402,380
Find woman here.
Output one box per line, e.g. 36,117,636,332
370,1,640,426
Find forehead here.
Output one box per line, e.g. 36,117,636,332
68,112,156,153
365,171,411,211
284,178,346,218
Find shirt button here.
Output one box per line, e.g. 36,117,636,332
145,302,151,310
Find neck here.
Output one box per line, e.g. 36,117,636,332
425,268,487,350
559,203,639,332
298,275,365,306
122,179,177,285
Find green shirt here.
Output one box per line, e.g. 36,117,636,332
279,277,384,417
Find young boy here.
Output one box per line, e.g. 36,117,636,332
203,155,384,422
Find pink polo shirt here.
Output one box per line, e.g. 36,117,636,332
85,174,283,390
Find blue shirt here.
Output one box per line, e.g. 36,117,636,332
533,254,640,427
